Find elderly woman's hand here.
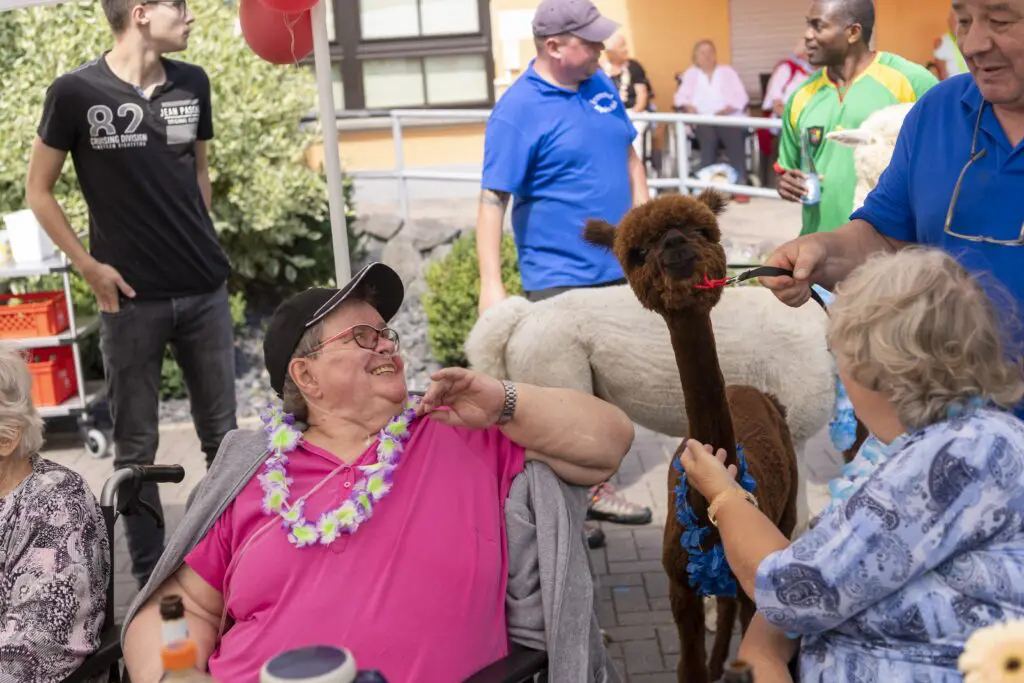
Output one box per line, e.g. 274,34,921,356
679,439,739,501
417,368,505,429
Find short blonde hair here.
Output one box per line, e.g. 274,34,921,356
0,348,44,458
828,247,1024,431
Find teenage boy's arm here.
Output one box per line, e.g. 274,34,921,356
26,138,135,313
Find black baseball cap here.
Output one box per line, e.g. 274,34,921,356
263,262,405,397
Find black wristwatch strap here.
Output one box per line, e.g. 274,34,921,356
496,380,517,425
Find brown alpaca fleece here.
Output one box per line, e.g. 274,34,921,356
585,190,799,683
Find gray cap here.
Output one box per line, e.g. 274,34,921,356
531,0,620,42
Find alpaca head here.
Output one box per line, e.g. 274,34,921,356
826,101,915,210
584,190,729,317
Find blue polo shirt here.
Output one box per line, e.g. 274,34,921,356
481,62,635,292
852,74,1024,419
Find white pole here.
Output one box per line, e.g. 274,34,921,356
310,0,351,285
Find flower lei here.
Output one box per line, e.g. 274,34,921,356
258,394,421,548
673,444,756,597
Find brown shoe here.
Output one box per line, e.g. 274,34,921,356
587,482,653,525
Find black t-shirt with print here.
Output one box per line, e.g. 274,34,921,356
37,54,230,299
611,60,653,111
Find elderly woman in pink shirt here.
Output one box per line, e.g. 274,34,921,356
674,40,751,193
121,262,634,682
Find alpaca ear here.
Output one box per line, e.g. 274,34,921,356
583,220,617,249
696,188,729,215
826,129,878,148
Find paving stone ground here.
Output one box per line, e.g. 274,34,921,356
46,418,746,682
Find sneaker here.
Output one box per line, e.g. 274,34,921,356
586,523,606,549
587,482,653,525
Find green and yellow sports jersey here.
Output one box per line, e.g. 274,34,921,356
778,52,938,236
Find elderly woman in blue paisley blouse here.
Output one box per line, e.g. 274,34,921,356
681,248,1024,683
0,348,110,682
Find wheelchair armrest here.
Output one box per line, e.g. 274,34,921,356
61,624,122,683
463,643,548,683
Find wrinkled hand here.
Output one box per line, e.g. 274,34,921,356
679,439,738,502
757,237,827,308
478,281,508,316
82,259,135,313
417,367,505,429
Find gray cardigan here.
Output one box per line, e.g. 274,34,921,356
122,428,621,683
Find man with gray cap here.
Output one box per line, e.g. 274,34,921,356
475,0,652,546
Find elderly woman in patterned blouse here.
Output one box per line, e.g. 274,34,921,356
0,348,110,682
681,248,1024,683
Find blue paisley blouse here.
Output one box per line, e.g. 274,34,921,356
755,408,1024,682
0,456,110,683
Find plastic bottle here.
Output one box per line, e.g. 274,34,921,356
722,659,755,682
160,639,216,681
801,128,822,206
160,595,189,647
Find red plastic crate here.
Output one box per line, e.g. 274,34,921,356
27,346,77,407
0,291,69,340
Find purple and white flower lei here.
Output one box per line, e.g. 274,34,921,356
258,394,421,548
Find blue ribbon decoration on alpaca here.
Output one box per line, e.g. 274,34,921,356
672,443,757,597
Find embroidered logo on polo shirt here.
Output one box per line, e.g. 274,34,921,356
590,91,618,114
807,126,824,147
160,98,200,145
87,103,148,150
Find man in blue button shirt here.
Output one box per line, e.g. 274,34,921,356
761,0,1024,424
475,0,651,542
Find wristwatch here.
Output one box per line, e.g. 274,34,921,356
496,380,517,426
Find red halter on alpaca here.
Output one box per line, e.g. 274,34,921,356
693,273,734,290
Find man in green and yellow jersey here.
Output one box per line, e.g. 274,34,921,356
776,0,938,235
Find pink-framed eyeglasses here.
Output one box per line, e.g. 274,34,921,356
306,324,400,355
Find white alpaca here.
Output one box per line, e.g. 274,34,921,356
826,101,916,210
465,285,835,450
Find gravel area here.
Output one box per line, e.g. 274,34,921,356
157,295,440,424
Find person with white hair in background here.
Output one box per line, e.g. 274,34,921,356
603,32,655,159
0,348,110,682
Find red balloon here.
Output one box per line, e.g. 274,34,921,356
239,0,313,65
258,0,317,15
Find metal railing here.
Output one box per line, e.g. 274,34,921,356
347,109,785,222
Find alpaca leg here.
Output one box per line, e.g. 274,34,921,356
708,597,738,681
670,579,709,683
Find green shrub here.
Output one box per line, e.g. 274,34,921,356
423,232,522,368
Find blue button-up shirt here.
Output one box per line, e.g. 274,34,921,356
852,74,1024,419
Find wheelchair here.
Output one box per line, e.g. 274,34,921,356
60,465,549,683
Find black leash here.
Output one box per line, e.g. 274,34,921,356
725,265,828,311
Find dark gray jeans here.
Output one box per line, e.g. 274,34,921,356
99,284,237,587
694,124,749,185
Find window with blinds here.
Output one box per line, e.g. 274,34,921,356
729,0,811,102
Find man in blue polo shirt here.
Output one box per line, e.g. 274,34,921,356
761,0,1024,423
475,0,651,543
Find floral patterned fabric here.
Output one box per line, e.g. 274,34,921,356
0,456,110,683
756,408,1024,682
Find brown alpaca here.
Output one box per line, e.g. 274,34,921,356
584,190,799,683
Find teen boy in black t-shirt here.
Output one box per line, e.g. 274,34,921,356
26,0,236,588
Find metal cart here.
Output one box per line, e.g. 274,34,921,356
0,251,111,459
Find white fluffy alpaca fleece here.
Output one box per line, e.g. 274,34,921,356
464,285,836,450
826,101,915,211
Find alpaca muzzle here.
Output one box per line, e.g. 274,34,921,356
658,230,696,279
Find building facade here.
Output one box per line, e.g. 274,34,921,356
320,0,954,173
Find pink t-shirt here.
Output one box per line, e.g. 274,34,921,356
185,418,526,682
